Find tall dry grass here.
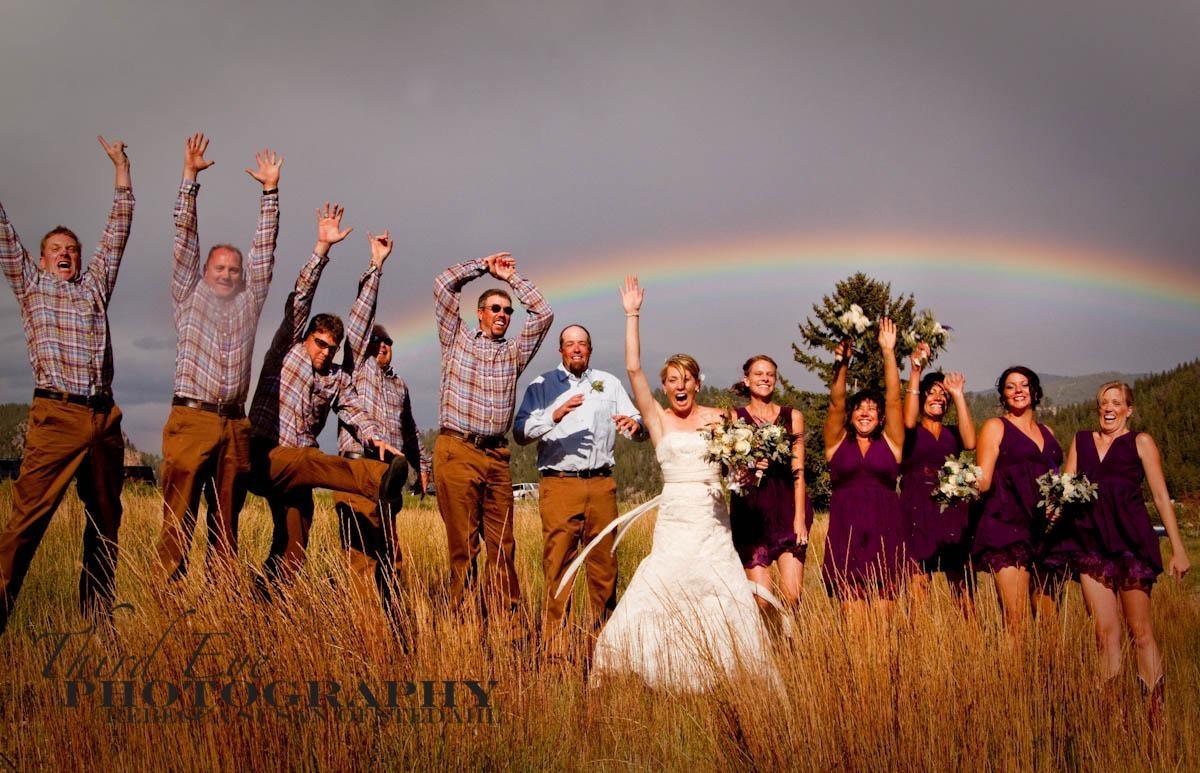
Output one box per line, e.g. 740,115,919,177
0,480,1197,770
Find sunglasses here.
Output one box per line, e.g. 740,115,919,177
311,337,340,352
371,335,393,347
483,304,514,315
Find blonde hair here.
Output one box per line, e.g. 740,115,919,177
1096,380,1134,406
659,353,701,384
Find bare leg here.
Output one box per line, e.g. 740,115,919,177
1080,573,1123,680
993,565,1031,630
1119,587,1162,687
775,551,805,606
746,565,773,612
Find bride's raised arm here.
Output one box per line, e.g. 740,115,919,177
621,275,665,443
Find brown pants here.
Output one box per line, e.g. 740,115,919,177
156,406,251,581
539,475,619,655
333,480,405,614
251,443,386,587
0,398,124,633
433,434,520,613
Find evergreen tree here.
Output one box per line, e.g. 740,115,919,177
793,272,917,390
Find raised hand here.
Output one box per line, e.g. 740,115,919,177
245,147,283,189
910,342,931,371
493,254,517,281
833,339,853,365
943,371,966,398
620,275,644,315
877,317,897,351
482,252,513,280
98,135,129,168
368,230,393,270
183,133,214,180
315,202,353,254
98,135,131,188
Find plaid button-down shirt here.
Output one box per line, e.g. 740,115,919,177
338,270,427,470
0,187,134,395
434,259,553,436
249,253,383,447
172,181,277,404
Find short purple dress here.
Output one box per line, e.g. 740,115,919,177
822,436,905,598
730,406,815,569
972,418,1068,577
1072,431,1162,591
900,424,971,581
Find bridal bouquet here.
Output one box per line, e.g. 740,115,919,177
1036,471,1099,530
831,303,874,353
931,451,983,512
902,309,952,367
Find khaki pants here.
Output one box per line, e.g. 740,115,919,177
156,406,251,581
539,475,618,655
0,398,124,633
333,476,405,614
251,442,386,587
432,434,520,613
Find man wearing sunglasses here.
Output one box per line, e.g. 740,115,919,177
248,204,406,593
156,134,282,588
334,233,430,617
0,136,134,635
433,251,553,621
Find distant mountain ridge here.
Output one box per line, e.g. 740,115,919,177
1037,371,1150,407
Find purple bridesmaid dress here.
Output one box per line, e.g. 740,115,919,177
730,406,815,569
1072,431,1162,591
972,418,1067,578
899,424,972,582
822,435,905,598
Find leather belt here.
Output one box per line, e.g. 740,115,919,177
172,395,245,419
440,427,507,449
340,451,366,460
541,466,613,479
33,388,113,411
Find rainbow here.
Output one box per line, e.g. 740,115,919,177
381,231,1200,362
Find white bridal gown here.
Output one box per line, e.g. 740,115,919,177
591,431,781,691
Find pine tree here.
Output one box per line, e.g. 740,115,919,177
792,272,917,390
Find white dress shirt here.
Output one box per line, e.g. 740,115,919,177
514,364,642,472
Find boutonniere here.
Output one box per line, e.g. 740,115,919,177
590,379,605,393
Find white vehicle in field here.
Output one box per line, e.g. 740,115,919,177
512,482,539,500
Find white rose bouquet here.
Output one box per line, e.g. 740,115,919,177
902,309,952,367
1036,471,1099,531
831,303,874,353
932,451,983,512
703,416,790,492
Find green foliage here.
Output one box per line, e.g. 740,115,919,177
793,272,917,390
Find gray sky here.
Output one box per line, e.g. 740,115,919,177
2,0,1198,455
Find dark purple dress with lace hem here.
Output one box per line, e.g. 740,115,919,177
1072,431,1162,592
972,418,1069,576
822,435,905,598
900,424,971,580
730,406,815,569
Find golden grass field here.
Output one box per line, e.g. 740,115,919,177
0,481,1197,771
